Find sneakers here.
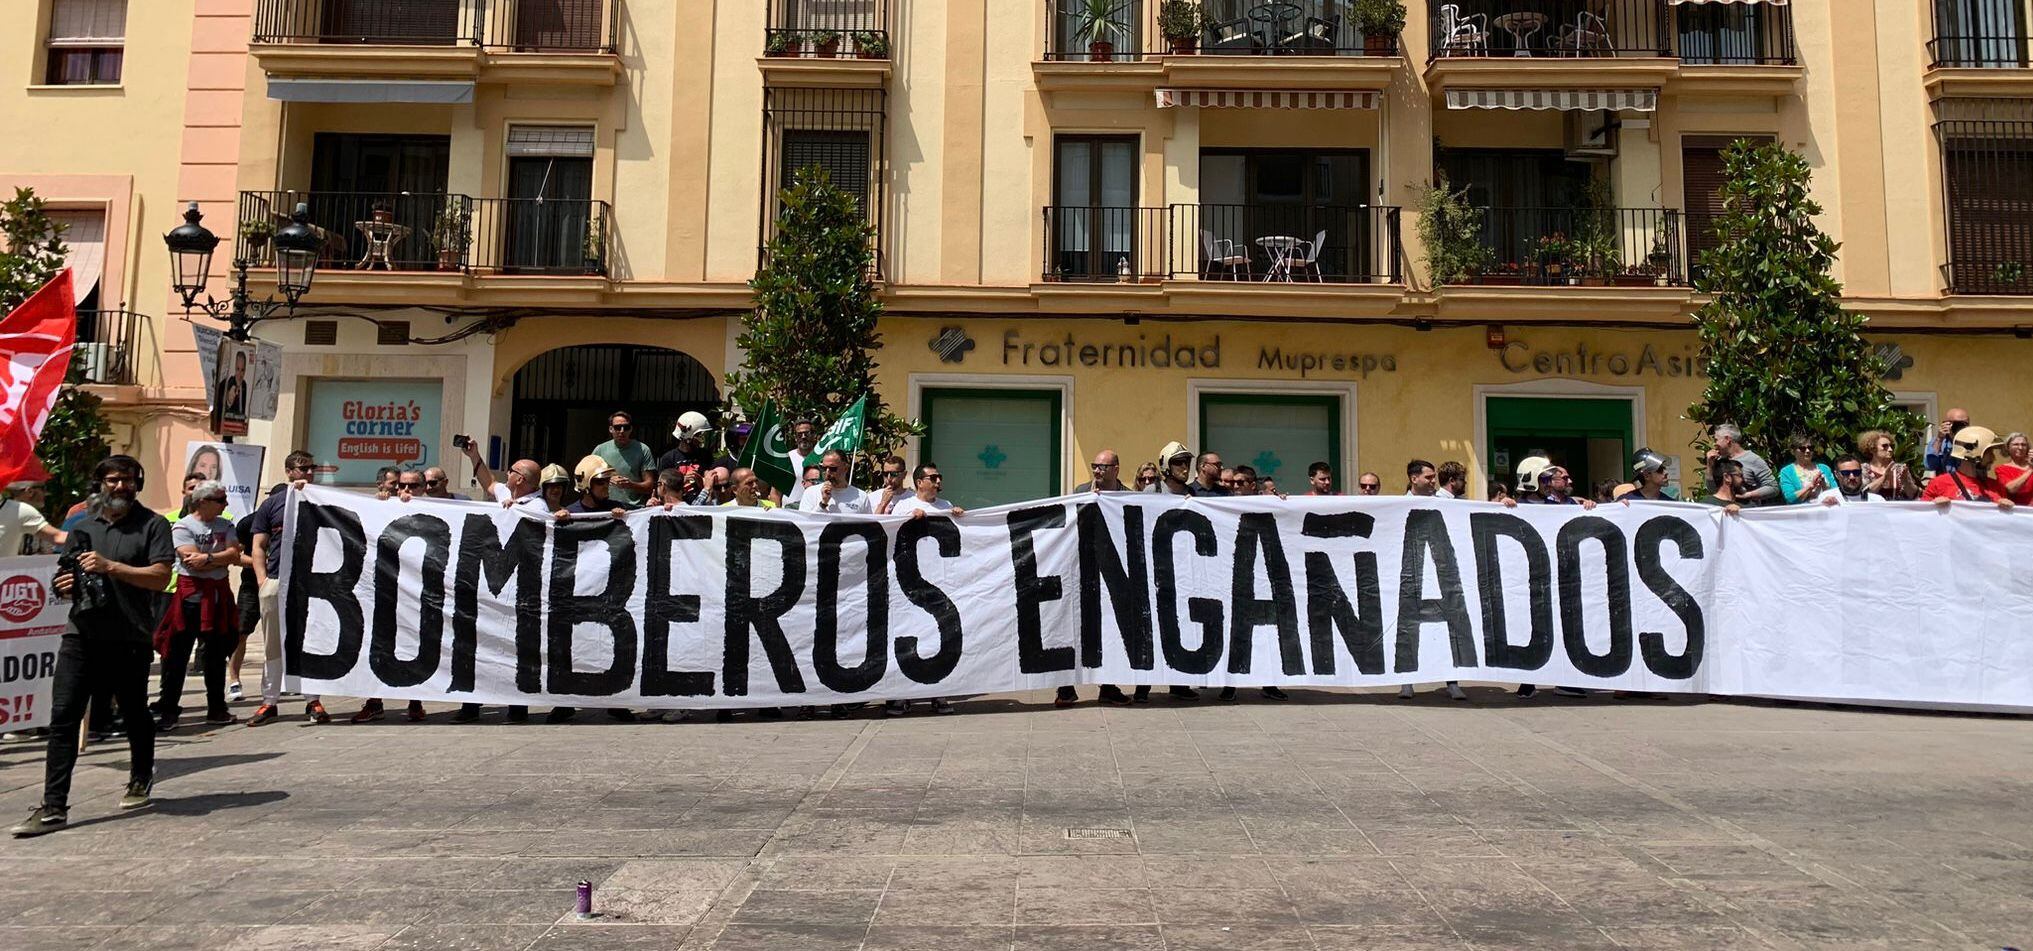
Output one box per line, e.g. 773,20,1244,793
1218,687,1238,702
506,706,529,724
10,806,67,837
451,704,481,724
931,698,955,715
1515,684,1538,699
226,682,244,702
1099,685,1131,706
1054,686,1077,708
205,711,238,725
350,699,384,723
1260,686,1289,702
1445,683,1469,702
247,703,280,726
1169,686,1200,702
885,699,908,717
405,701,427,722
1398,685,1415,700
156,715,178,733
306,700,331,723
1553,687,1591,698
119,778,153,810
545,707,579,724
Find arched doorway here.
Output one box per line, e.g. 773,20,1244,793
509,344,720,466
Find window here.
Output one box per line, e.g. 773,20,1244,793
1199,394,1341,493
45,0,126,85
1936,100,2033,294
1682,135,1772,283
1051,135,1139,279
1485,396,1635,493
919,388,1062,509
762,87,886,273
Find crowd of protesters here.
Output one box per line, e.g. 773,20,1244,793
3,406,2021,836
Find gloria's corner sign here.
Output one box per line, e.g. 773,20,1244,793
929,327,1398,380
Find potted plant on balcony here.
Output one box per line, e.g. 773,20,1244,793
1646,222,1673,285
813,30,842,57
1072,0,1131,61
765,31,799,57
1534,231,1576,282
582,216,605,274
1416,176,1492,286
853,31,889,59
1992,260,2025,288
1352,0,1406,56
1159,0,1203,55
431,199,469,272
1575,227,1619,286
238,218,274,260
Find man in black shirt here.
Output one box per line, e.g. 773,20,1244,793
13,456,174,837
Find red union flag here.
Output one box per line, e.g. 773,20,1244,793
0,270,76,486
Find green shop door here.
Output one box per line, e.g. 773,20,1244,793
920,388,1063,509
1486,396,1634,493
1199,393,1341,492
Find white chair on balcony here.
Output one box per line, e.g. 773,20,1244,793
1438,4,1489,57
1201,229,1252,281
1289,230,1328,281
1554,11,1613,57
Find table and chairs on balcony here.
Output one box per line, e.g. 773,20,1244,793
1435,1,1635,58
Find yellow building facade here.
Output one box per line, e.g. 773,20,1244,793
15,1,2033,505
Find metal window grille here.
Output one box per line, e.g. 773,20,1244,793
1935,99,2033,294
761,87,887,276
765,0,889,57
1930,0,2031,68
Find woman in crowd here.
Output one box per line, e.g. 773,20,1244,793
154,481,242,729
1779,433,1837,504
1134,462,1159,490
1856,429,1920,500
1992,432,2033,505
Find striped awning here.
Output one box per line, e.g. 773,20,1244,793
1669,0,1785,5
1445,88,1657,112
1155,89,1380,110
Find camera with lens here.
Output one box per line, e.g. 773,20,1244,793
57,546,113,614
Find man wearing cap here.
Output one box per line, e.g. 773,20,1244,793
1922,425,2017,509
593,410,656,505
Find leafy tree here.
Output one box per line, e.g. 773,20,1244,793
8,187,111,517
1686,142,1920,463
726,166,916,470
1415,174,1492,285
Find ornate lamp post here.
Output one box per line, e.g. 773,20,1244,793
164,200,323,341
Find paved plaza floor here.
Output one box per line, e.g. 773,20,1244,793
1,684,2029,950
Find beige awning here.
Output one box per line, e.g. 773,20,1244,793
1445,88,1657,112
1668,0,1787,5
1156,89,1380,110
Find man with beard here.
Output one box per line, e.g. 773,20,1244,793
13,456,174,837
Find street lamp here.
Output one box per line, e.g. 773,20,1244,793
162,200,322,341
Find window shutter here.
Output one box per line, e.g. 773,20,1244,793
507,126,596,158
1681,136,1771,279
781,129,872,211
48,0,126,45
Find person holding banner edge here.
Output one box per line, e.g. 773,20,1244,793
13,456,174,837
885,463,963,716
247,451,328,727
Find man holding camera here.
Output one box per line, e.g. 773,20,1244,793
13,456,175,837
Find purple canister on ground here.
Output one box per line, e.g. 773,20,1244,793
576,880,595,919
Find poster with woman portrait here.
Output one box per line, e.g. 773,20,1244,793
182,441,265,518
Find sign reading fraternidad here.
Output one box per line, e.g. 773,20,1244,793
280,488,2033,713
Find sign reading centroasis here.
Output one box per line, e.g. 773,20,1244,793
280,488,2033,712
1499,339,1709,378
933,328,1399,379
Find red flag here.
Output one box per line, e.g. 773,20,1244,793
0,270,76,486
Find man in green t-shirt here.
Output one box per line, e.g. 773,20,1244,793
592,410,656,505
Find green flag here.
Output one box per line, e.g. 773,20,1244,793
736,400,798,496
813,394,869,455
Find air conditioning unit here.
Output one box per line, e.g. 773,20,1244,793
76,342,120,384
1564,110,1619,159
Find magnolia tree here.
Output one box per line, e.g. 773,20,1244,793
9,187,110,517
1685,142,1920,462
725,166,916,465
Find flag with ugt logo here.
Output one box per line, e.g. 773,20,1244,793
0,270,76,487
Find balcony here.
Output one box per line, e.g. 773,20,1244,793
1036,0,1400,94
1427,0,1798,97
237,190,612,281
74,309,144,387
761,0,892,86
1926,2,2033,97
249,0,621,90
1434,207,1685,287
1041,204,1404,284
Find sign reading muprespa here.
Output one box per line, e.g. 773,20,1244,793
281,488,2033,713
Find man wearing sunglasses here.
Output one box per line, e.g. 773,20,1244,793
1073,450,1129,493
593,410,657,506
871,456,910,514
797,450,871,514
1827,457,1884,504
1355,472,1383,495
421,466,454,500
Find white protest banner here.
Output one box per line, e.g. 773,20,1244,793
183,441,267,518
0,556,64,729
278,488,2033,713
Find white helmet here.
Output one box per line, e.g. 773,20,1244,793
672,411,711,442
1515,456,1555,494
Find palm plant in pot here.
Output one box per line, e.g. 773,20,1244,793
1071,0,1132,61
1158,0,1203,54
1353,0,1406,55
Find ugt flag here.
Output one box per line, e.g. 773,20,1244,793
0,270,76,486
734,399,799,496
813,393,868,455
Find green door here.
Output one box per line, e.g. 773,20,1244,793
1200,393,1341,491
920,388,1062,508
1486,396,1634,493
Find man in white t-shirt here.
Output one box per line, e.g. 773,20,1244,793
887,463,961,717
465,440,547,514
784,418,821,506
0,489,63,556
796,450,870,514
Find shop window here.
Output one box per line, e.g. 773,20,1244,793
45,0,126,85
1485,395,1634,494
919,388,1062,509
1199,393,1342,493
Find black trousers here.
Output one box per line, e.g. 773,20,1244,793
44,634,156,810
154,600,233,721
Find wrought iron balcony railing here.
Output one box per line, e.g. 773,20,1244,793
764,0,890,59
237,191,612,278
251,0,617,52
1430,0,1794,65
1044,0,1399,61
74,309,143,386
1042,204,1405,284
1441,207,1685,287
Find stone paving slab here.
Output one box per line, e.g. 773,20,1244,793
2,682,2031,949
